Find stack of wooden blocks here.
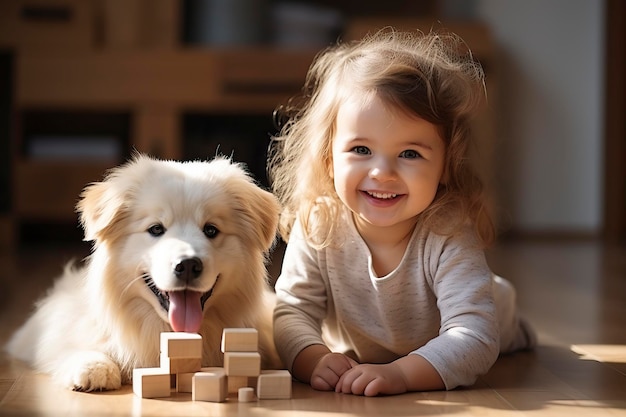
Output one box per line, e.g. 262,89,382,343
133,329,291,402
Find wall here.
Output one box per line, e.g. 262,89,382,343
445,0,605,235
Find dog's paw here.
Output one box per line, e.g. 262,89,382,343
57,351,122,392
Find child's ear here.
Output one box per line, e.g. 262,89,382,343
439,163,449,185
440,173,448,185
327,147,335,179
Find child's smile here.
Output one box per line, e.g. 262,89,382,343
365,191,399,199
361,190,404,207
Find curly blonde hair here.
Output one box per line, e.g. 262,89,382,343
268,29,495,248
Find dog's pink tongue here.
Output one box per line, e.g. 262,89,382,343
168,290,203,333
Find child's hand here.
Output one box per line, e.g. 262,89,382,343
310,352,358,391
335,355,445,396
335,362,408,396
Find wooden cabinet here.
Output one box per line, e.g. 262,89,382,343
10,48,316,225
1,0,495,244
0,0,320,243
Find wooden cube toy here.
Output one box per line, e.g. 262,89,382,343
160,332,202,358
227,375,256,394
178,367,225,393
133,367,171,398
192,369,227,403
160,355,201,374
257,370,292,399
133,330,292,402
221,328,258,352
224,352,261,377
177,372,194,393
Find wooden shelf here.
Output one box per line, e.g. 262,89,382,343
16,49,318,111
10,48,317,229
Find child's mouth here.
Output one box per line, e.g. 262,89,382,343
366,191,398,200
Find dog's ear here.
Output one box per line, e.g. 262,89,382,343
236,183,281,252
77,162,135,242
253,187,281,251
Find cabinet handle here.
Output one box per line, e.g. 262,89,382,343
20,5,72,22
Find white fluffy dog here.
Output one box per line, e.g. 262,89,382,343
6,154,281,391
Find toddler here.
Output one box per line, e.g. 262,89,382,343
268,29,535,396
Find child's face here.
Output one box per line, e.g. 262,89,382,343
331,94,445,232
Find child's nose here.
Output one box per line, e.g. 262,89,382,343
369,158,397,181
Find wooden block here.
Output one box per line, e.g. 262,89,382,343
176,372,194,393
160,332,202,358
224,352,261,377
133,367,171,398
227,376,255,394
221,328,258,352
177,367,222,393
192,370,227,403
160,355,201,374
257,370,292,400
238,387,256,402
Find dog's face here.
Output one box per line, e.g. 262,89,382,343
77,155,279,333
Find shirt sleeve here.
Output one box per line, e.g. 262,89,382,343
412,230,500,390
273,220,329,372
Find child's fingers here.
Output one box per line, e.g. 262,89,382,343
336,364,398,396
311,353,353,391
362,378,384,397
311,365,343,390
335,368,352,393
310,373,336,391
336,367,370,395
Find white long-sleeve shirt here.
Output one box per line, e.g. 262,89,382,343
274,210,533,390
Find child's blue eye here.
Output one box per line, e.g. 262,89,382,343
400,149,421,159
351,146,370,155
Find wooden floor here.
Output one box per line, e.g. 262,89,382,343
0,238,625,416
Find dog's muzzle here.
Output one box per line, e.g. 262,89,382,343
142,257,218,332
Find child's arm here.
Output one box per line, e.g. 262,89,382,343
335,354,444,396
292,344,358,391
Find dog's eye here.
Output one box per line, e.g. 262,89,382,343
203,224,219,239
147,224,166,237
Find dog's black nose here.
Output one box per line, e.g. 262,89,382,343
174,257,203,282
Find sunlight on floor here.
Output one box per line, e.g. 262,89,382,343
571,344,626,363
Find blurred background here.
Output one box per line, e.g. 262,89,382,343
0,0,623,249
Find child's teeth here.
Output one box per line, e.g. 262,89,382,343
369,192,397,199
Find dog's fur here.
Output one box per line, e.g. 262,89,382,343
6,155,281,391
